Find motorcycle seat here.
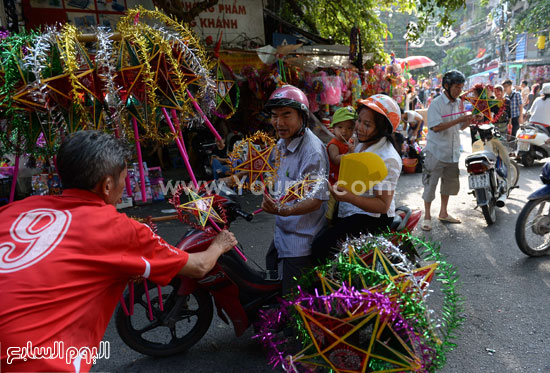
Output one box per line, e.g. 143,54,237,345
532,123,550,137
218,250,280,286
465,150,496,164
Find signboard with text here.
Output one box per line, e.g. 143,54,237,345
184,0,265,47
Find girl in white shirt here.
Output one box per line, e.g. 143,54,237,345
311,95,403,263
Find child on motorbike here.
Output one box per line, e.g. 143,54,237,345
325,106,356,222
311,94,403,263
327,106,356,184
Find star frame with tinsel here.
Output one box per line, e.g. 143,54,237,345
169,184,228,230
229,131,280,192
460,84,505,124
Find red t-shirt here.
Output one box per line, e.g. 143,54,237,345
327,138,350,185
0,189,188,372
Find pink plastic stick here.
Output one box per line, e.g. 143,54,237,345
162,108,197,186
119,295,130,316
157,285,164,311
161,108,246,261
114,128,133,197
129,282,134,315
8,155,19,203
52,155,60,175
131,118,147,202
442,110,469,118
252,208,263,215
186,89,222,141
143,280,154,321
170,109,186,147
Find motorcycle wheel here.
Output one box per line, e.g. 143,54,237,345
521,152,535,167
510,160,520,188
515,199,550,256
481,200,497,225
115,278,213,357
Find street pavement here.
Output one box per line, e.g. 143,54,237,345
92,133,550,372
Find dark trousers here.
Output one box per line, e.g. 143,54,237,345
266,241,312,296
510,116,520,139
310,213,392,265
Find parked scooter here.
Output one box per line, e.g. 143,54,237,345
115,188,423,357
515,162,550,256
465,124,520,225
516,122,550,167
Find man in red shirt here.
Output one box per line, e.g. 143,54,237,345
0,130,237,372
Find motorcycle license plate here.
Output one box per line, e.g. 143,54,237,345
469,174,489,189
517,141,530,152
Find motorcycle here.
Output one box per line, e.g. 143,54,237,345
114,188,423,357
516,122,550,167
465,124,520,225
515,162,550,256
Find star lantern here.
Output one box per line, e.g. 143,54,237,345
177,188,225,228
229,131,279,192
461,85,504,123
278,174,324,206
288,285,427,373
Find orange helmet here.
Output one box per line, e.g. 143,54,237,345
357,94,401,133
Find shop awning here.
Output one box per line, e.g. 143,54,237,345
467,67,498,79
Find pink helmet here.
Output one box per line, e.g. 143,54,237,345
357,94,401,133
264,85,310,118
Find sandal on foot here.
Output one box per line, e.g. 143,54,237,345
438,215,461,224
421,219,432,231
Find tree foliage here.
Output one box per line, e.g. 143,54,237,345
505,0,550,36
440,46,473,76
276,0,467,63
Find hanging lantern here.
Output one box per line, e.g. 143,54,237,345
537,35,546,50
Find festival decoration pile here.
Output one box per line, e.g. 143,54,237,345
254,233,464,372
0,7,229,203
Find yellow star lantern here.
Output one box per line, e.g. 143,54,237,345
229,131,279,191
178,189,225,227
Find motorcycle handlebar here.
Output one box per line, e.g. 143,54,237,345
235,208,254,222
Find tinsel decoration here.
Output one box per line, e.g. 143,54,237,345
95,26,124,130
254,233,464,372
23,27,67,148
273,172,326,209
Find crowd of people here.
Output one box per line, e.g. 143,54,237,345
2,65,550,372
